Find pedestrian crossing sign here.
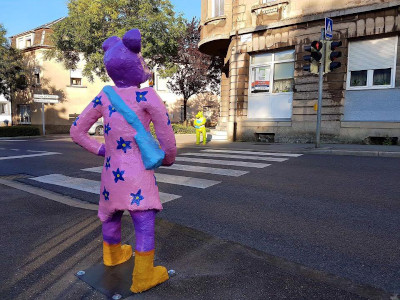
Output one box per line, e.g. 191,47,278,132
325,18,333,40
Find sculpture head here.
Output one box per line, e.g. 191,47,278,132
196,111,204,119
102,29,151,88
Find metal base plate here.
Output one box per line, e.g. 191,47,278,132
76,257,134,299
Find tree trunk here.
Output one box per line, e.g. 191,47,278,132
183,99,187,122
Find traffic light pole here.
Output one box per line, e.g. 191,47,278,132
315,28,325,148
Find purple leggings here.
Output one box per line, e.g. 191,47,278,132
102,209,156,252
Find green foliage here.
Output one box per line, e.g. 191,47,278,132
0,24,27,100
0,126,40,137
149,122,209,135
47,0,185,81
164,18,223,120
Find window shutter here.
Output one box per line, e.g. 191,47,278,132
70,69,83,78
348,36,397,71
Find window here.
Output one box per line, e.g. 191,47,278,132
70,69,83,86
0,104,6,114
34,67,40,85
347,36,397,90
211,0,224,17
180,105,185,122
18,105,31,124
156,74,168,91
250,49,295,94
16,33,34,50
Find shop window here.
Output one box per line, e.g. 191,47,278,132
347,36,397,90
211,0,224,17
18,105,31,124
250,49,295,94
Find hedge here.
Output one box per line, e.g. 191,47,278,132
149,123,209,136
0,125,40,137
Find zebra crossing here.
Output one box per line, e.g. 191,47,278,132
29,149,302,204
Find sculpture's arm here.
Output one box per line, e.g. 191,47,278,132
70,92,105,156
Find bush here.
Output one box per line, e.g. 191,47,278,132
0,125,40,137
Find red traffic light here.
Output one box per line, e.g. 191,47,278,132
311,41,323,51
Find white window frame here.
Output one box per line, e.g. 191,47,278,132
70,69,83,86
211,0,224,18
18,104,31,124
346,36,398,91
249,49,295,96
17,33,35,50
0,103,7,115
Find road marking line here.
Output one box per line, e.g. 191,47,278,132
27,150,47,153
0,139,27,142
82,167,220,189
181,152,288,162
175,157,270,168
47,138,72,142
159,164,249,177
202,149,303,157
0,178,98,211
0,152,61,161
31,174,181,203
10,148,20,151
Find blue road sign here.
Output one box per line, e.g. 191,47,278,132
325,18,333,39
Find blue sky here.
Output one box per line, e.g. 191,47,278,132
0,0,201,37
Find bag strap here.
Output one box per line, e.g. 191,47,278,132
103,85,146,135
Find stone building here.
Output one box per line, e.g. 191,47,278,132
199,0,400,143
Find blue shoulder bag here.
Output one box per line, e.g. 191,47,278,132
103,85,165,170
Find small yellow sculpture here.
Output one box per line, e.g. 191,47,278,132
194,111,207,145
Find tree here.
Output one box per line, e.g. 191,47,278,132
165,18,222,122
47,0,185,81
0,24,27,100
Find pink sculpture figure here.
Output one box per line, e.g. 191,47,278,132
70,29,176,293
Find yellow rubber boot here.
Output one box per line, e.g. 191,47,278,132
103,242,133,266
130,250,169,293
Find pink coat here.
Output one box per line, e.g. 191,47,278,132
70,86,177,222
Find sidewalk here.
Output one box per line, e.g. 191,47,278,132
1,133,400,158
1,184,390,299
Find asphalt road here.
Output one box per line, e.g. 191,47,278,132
0,137,399,299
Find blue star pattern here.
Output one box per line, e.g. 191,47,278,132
92,96,102,108
105,157,111,170
116,137,132,153
104,123,111,135
73,117,79,126
108,105,117,117
102,187,110,201
112,168,125,183
130,189,144,206
136,91,148,103
166,113,171,125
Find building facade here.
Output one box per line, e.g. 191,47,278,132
199,0,400,143
10,19,219,134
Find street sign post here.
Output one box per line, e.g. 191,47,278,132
325,18,333,40
33,94,60,135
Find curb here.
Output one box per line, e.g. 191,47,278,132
300,149,400,158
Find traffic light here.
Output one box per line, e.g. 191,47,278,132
303,41,323,74
325,41,342,73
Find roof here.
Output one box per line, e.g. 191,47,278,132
10,17,65,38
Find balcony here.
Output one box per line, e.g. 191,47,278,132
198,16,231,56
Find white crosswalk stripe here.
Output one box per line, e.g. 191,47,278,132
201,149,303,157
0,152,61,161
180,152,288,162
160,164,248,177
27,148,302,206
81,167,220,189
175,157,270,168
31,174,181,203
